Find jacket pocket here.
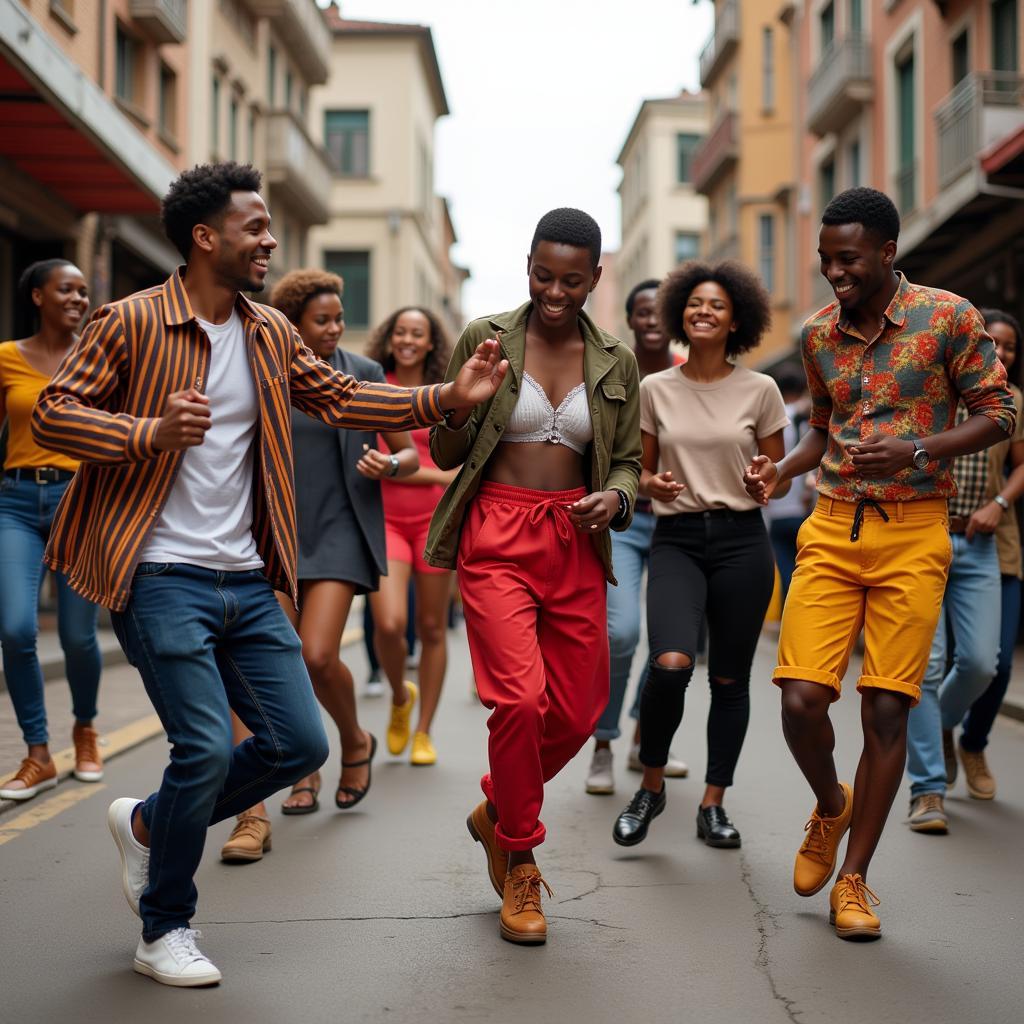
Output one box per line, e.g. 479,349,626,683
601,382,627,403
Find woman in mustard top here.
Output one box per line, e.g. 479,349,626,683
0,259,103,802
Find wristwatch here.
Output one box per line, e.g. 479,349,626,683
611,488,630,525
994,494,1010,512
386,455,400,477
911,440,930,471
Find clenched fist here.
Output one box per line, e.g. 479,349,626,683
153,388,211,451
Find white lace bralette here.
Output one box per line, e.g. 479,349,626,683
502,372,594,455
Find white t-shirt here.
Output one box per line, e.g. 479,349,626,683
140,309,263,570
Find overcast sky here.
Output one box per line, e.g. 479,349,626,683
328,0,713,320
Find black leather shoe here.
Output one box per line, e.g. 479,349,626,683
696,804,741,848
612,786,666,847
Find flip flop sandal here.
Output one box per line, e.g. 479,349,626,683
336,733,377,810
281,779,321,816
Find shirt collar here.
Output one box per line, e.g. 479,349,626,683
834,271,910,338
161,267,268,327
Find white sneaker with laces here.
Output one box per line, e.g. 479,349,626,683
133,928,222,987
627,744,689,778
107,797,149,917
585,747,615,794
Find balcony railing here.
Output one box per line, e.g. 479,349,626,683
264,111,332,225
807,35,873,136
691,110,738,195
130,0,187,44
699,0,740,88
936,72,1024,189
245,0,330,84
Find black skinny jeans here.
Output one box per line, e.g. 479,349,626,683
639,508,775,787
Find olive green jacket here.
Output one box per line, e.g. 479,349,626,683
423,302,642,583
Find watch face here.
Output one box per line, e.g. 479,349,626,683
913,449,929,469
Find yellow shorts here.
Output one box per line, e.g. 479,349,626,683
774,496,951,706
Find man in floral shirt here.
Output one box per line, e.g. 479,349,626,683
744,187,1015,942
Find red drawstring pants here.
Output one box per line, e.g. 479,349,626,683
458,482,609,851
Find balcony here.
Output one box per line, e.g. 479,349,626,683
807,35,873,137
936,72,1024,189
129,0,187,44
245,0,330,83
691,110,738,195
699,0,739,88
264,111,332,225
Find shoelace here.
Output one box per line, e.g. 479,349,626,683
509,872,553,915
11,758,48,786
626,789,661,819
834,874,880,915
229,814,270,843
74,730,100,766
702,805,734,829
164,928,207,965
850,498,889,542
800,813,837,864
914,793,944,815
958,749,992,778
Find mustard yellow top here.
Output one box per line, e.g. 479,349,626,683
0,341,78,472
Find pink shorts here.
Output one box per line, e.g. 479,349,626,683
385,512,448,575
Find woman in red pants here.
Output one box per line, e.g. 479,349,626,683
424,208,641,945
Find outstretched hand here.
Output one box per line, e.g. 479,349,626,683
443,339,509,412
743,455,778,505
645,470,684,503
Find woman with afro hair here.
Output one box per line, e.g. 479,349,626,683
612,259,788,851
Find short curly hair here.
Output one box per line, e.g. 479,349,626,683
658,260,772,357
625,278,661,318
822,187,900,245
366,306,452,385
161,162,263,259
531,208,602,269
269,269,343,326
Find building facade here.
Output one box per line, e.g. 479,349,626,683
616,92,709,342
310,8,468,352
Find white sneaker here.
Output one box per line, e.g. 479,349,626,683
627,744,689,778
363,670,385,698
107,797,149,917
585,747,615,794
133,928,222,987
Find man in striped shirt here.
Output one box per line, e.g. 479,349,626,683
32,162,507,987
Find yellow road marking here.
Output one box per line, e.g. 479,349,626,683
0,783,107,845
51,714,165,777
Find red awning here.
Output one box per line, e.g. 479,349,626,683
0,57,158,214
980,122,1024,177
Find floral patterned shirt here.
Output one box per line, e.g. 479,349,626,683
802,273,1016,502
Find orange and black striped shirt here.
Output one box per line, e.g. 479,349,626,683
32,269,445,610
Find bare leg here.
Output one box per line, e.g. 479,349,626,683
369,560,414,707
779,678,846,818
412,571,453,735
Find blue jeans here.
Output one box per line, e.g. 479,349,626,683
961,573,1021,752
769,515,805,600
111,564,329,941
595,510,655,741
0,476,100,745
906,532,1001,796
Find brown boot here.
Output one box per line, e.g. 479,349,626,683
499,864,552,945
466,801,508,897
220,813,272,863
72,723,103,782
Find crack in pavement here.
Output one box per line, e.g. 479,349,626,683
556,870,693,905
738,851,804,1024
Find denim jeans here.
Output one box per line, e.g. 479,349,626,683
0,476,100,745
594,510,655,741
906,532,1001,796
769,515,805,600
961,573,1021,752
111,563,329,941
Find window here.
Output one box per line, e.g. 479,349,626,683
674,232,700,265
758,214,775,293
820,2,835,53
229,97,239,160
850,0,863,35
992,0,1019,72
158,63,178,141
952,30,970,86
848,137,861,187
267,45,277,106
762,27,775,112
896,51,916,212
676,133,701,184
324,110,370,177
211,76,221,158
819,156,836,211
324,251,371,328
115,25,137,105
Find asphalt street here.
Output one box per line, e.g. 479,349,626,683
2,627,1022,1024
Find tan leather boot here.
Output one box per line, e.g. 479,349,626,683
466,801,508,897
220,814,272,863
499,864,552,945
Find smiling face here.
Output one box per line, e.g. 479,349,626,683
197,191,277,293
33,263,89,333
818,222,896,313
628,288,666,354
989,320,1018,376
683,280,736,349
527,242,601,330
298,291,345,360
388,309,434,371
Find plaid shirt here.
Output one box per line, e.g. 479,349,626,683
802,274,1016,502
947,404,989,518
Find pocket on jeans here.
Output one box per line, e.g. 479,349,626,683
134,561,176,578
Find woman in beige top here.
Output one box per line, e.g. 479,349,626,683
613,260,788,850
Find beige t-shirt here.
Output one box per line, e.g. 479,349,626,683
640,364,789,514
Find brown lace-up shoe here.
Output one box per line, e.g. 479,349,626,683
829,873,881,940
500,864,552,945
793,782,853,896
906,792,949,833
0,757,58,800
958,742,996,800
220,814,272,863
466,801,508,897
72,723,103,782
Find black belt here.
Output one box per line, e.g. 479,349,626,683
4,467,75,484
